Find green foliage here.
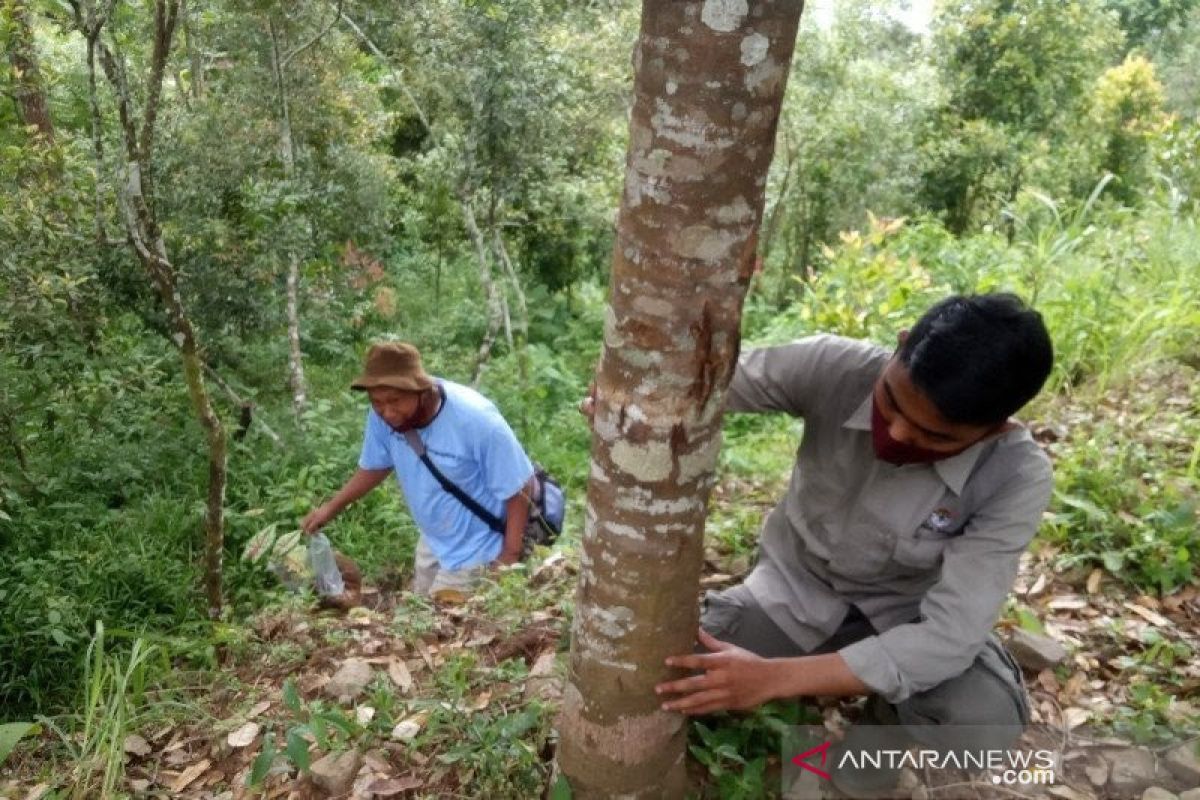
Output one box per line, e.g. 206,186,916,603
1088,56,1171,202
37,623,170,798
688,702,819,799
765,3,936,292
922,0,1124,228
1046,431,1198,594
0,722,40,767
934,0,1122,131
247,678,363,788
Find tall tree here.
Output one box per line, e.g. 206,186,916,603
72,0,228,617
556,1,803,796
3,0,55,144
923,0,1122,230
265,1,343,422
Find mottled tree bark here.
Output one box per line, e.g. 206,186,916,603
4,0,55,144
557,1,803,797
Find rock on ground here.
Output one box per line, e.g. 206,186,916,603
1164,741,1200,785
310,749,363,795
1105,747,1159,795
325,658,373,703
1005,628,1068,671
1142,788,1178,800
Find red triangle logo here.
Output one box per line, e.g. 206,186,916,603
791,740,833,780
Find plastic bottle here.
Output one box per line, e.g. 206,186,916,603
307,532,345,596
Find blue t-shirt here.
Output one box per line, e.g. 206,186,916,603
358,380,534,570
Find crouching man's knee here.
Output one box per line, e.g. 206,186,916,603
894,637,1029,751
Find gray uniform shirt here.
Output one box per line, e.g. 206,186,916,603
728,335,1053,703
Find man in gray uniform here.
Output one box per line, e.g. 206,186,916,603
654,293,1054,795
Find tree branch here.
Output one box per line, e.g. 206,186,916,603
95,35,140,165
201,364,284,447
138,0,180,201
334,6,430,135
279,0,343,70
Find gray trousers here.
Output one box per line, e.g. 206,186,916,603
701,584,1029,751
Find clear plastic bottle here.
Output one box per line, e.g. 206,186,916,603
307,532,345,596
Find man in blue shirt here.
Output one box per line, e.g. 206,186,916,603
302,342,535,596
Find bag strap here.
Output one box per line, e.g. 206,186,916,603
400,429,505,534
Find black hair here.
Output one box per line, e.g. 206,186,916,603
898,293,1053,426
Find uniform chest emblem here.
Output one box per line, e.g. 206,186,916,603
925,507,957,533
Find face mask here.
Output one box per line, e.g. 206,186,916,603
871,395,964,465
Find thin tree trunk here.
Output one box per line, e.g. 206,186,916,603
492,229,528,340
493,229,531,432
461,196,503,385
269,15,303,421
180,0,202,100
266,7,339,421
72,0,116,245
268,18,295,175
760,129,795,268
4,0,55,144
556,1,804,796
90,0,228,618
286,256,307,419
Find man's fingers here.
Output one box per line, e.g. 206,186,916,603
655,672,713,697
697,628,734,653
663,652,722,670
660,688,728,714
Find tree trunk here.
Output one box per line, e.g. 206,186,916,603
492,230,531,433
4,0,55,144
286,256,307,420
556,1,804,797
267,9,340,421
461,196,504,385
180,0,203,100
91,0,228,618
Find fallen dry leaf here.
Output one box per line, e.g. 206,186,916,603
465,632,496,648
1086,568,1102,595
363,751,392,773
24,784,50,800
245,700,271,719
227,721,260,749
1123,601,1171,628
347,607,376,627
529,651,556,678
469,690,492,712
431,588,467,605
170,759,211,792
367,775,424,796
414,640,436,671
388,658,413,693
390,711,428,742
1037,670,1060,694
